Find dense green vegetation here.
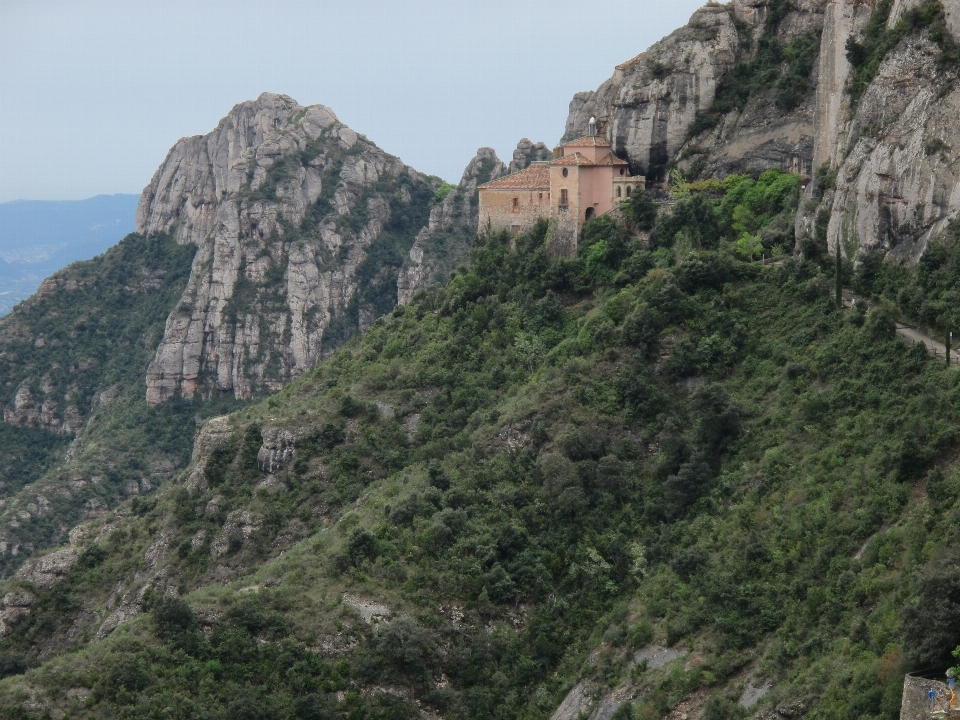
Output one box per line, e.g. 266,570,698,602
0,233,247,577
846,0,959,105
3,171,960,720
0,423,69,498
844,218,960,348
689,0,822,138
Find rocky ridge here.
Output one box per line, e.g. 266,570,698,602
140,93,443,406
563,1,825,182
397,147,508,305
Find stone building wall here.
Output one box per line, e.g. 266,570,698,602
549,165,581,257
478,187,551,236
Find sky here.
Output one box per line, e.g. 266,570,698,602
0,0,705,202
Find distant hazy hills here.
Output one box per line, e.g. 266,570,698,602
0,194,139,315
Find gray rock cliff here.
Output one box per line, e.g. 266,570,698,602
139,93,441,405
397,146,509,305
562,1,828,181
798,0,960,263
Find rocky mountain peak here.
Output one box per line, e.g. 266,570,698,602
140,94,444,406
508,138,551,173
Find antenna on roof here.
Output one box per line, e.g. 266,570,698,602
588,117,597,137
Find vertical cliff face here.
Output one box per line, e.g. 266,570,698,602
565,5,741,179
563,1,829,182
610,5,740,179
799,0,960,263
139,93,442,405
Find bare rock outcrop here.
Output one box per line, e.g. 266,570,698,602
14,545,80,590
140,93,441,405
508,138,552,173
257,427,295,474
798,0,960,263
563,1,827,182
0,590,35,637
397,147,507,305
564,5,741,178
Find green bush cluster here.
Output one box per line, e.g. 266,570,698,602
849,219,960,343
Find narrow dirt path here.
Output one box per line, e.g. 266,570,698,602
839,290,959,366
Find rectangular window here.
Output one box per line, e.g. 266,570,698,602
512,197,519,212
559,189,569,208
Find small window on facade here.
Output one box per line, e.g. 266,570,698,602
620,168,625,176
560,189,569,207
626,187,632,197
562,168,569,178
616,187,622,198
539,192,543,201
512,197,519,212
511,225,521,236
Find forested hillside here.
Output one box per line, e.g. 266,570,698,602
1,172,958,720
0,233,245,577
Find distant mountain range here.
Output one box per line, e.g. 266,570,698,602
0,194,139,315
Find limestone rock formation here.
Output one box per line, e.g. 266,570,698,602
14,545,80,590
798,0,960,263
508,138,552,173
0,590,34,638
562,1,827,182
257,427,295,474
397,146,508,305
564,0,960,264
564,5,741,178
140,93,441,405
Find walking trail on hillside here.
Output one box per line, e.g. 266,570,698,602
758,258,958,366
839,291,959,366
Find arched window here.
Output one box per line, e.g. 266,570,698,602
585,207,595,221
616,187,622,198
626,186,632,197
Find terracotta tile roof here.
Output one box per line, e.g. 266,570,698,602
478,163,550,190
550,152,629,167
595,154,629,166
551,152,591,166
564,135,612,148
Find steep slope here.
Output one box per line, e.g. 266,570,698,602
1,186,957,720
0,232,241,578
140,93,444,406
397,147,507,305
397,138,549,306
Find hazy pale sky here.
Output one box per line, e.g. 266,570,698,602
0,0,705,202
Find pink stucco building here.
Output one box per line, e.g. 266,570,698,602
478,123,645,256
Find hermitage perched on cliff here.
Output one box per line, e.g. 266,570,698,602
477,118,644,256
